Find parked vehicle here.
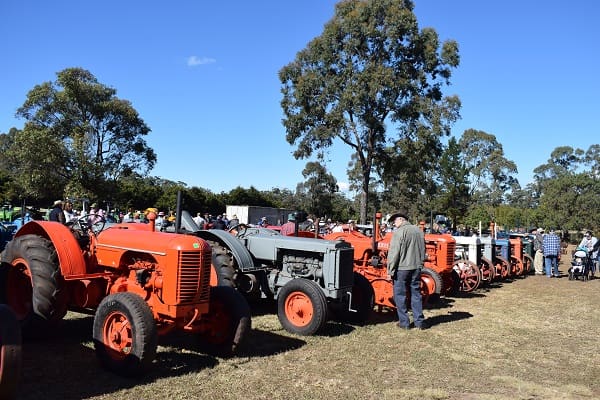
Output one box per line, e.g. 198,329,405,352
172,210,367,336
0,211,250,376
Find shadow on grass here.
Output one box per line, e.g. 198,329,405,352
426,310,473,328
16,312,306,400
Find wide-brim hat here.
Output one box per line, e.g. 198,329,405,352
389,210,409,221
53,200,63,206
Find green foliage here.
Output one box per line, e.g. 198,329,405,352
434,137,470,228
279,0,460,223
459,129,518,206
10,67,156,202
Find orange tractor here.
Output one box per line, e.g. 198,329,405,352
323,213,447,309
0,212,251,377
0,304,21,399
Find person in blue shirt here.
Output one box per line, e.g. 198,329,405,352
542,229,561,277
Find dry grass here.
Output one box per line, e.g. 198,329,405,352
15,252,600,400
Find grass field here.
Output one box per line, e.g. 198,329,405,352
15,252,600,400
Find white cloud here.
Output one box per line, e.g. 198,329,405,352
187,56,216,67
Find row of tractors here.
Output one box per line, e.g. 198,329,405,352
0,201,534,397
0,194,372,398
321,214,534,312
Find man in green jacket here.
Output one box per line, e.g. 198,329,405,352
387,210,427,330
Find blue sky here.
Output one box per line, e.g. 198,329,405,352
1,1,598,194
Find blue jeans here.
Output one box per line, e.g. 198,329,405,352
545,255,558,277
393,269,424,328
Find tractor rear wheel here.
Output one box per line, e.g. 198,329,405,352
330,272,374,325
0,304,21,400
196,286,251,357
93,292,158,377
0,235,67,333
420,267,443,303
277,279,328,335
208,241,235,288
453,260,481,292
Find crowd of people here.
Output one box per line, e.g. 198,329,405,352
532,227,599,277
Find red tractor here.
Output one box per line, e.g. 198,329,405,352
0,304,21,399
323,213,445,309
0,212,250,377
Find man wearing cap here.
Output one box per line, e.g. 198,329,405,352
49,200,65,223
386,210,427,330
533,228,545,275
280,214,296,236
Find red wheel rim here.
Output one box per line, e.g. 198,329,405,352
284,291,314,327
103,311,133,360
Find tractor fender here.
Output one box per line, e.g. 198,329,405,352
195,230,256,272
13,221,87,277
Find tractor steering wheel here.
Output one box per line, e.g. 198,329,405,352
75,214,106,235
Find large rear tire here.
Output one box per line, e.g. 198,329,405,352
207,241,235,288
0,304,21,400
277,279,328,335
93,292,158,377
196,286,251,357
1,235,67,332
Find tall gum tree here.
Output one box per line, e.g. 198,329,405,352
279,0,460,223
12,67,156,201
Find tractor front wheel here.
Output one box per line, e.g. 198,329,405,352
196,286,251,357
0,305,21,400
93,292,158,377
453,260,481,292
277,279,328,335
420,267,443,303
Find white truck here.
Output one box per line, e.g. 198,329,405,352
225,205,296,226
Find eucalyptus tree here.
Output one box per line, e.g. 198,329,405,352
296,161,338,218
279,0,460,224
458,129,518,206
434,136,470,229
11,67,156,201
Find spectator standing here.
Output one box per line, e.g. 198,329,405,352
258,217,269,227
193,212,206,229
88,203,104,225
212,215,227,230
578,231,598,276
63,201,76,224
533,228,545,275
280,214,296,236
49,200,65,223
221,213,229,228
229,214,240,228
542,229,561,278
386,210,427,330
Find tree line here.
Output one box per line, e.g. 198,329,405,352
1,0,598,236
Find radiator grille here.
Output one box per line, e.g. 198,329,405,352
445,242,456,268
177,249,211,303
